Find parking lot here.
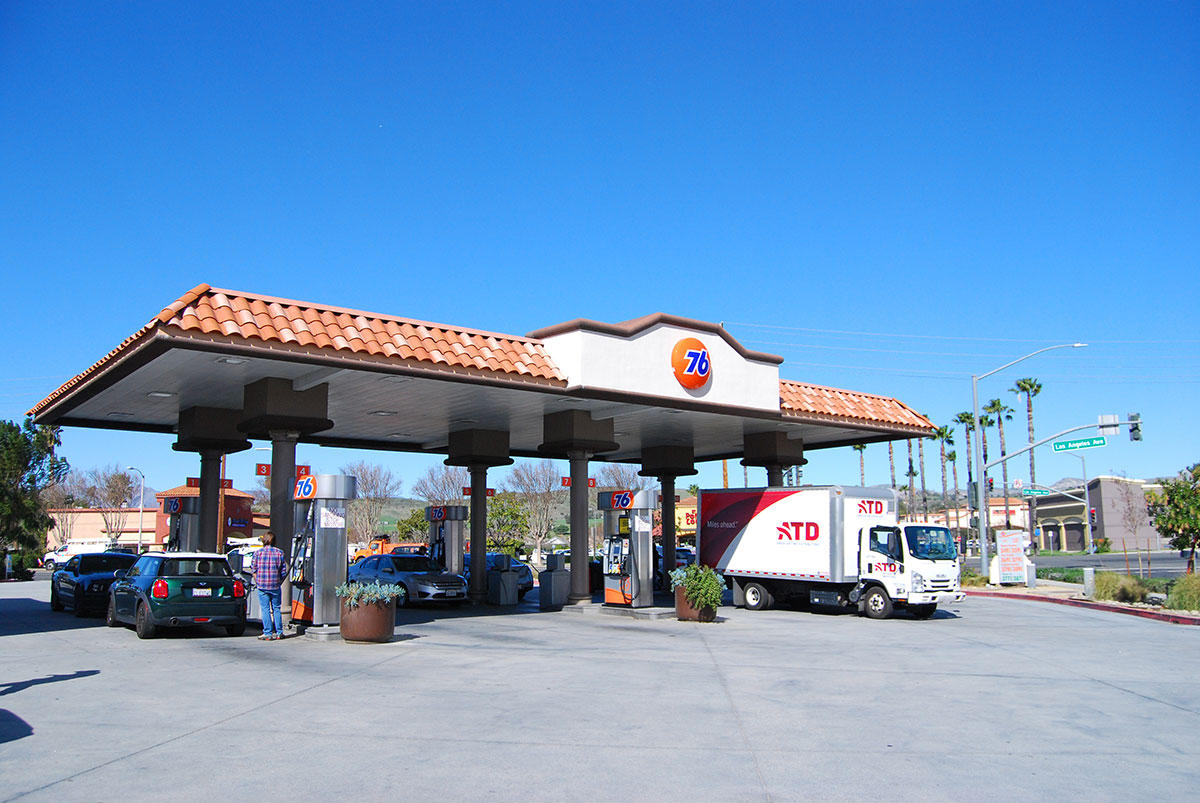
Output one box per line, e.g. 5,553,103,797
2,576,1199,801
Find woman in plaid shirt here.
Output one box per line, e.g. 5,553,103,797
250,531,287,640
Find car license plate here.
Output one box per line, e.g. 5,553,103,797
192,588,212,597
446,590,461,597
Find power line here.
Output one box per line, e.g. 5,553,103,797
727,321,1200,345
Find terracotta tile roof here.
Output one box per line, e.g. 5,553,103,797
155,485,254,500
779,380,933,433
29,284,566,415
156,285,565,381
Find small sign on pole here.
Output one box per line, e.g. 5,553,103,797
1021,488,1051,497
1053,436,1106,452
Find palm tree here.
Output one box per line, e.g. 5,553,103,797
905,440,917,518
917,429,929,518
947,450,960,531
934,426,954,526
888,443,896,488
953,411,976,499
978,413,995,518
852,444,866,485
1012,377,1043,544
984,398,1016,527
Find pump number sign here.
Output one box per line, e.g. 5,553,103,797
294,475,316,500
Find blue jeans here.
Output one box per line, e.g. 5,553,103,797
258,587,283,636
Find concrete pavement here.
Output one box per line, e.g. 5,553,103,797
3,576,1200,801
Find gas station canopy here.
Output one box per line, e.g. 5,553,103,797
30,284,931,458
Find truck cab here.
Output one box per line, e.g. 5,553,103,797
857,524,965,619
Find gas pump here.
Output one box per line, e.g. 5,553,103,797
164,497,199,552
288,474,357,638
426,505,468,575
599,489,659,608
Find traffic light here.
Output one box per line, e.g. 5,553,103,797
1129,412,1142,441
987,477,994,493
1090,507,1097,527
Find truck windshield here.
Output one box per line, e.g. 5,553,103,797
904,527,957,560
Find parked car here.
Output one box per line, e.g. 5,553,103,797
461,552,534,600
50,552,138,617
348,553,468,606
107,552,247,638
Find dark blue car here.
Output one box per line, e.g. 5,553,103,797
50,552,138,617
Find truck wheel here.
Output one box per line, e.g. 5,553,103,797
135,603,157,639
50,584,64,611
861,586,893,620
743,582,773,611
909,604,937,619
225,621,246,637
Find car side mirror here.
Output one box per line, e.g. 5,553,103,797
114,569,127,579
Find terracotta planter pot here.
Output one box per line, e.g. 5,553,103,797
339,599,396,643
675,586,716,622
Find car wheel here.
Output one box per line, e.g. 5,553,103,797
862,586,893,620
135,602,157,639
50,583,63,611
908,604,937,619
73,589,88,617
395,586,409,608
743,581,773,611
517,588,528,601
225,621,246,637
106,596,121,627
44,560,56,573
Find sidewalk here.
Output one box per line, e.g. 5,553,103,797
964,579,1200,625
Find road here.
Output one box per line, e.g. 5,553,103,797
4,575,1200,800
1034,550,1190,578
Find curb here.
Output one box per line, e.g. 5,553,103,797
964,589,1200,625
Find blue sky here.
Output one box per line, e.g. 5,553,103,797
1,2,1196,499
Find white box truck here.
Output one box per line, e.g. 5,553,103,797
698,485,964,619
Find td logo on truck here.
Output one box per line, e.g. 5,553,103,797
671,338,711,390
777,522,820,541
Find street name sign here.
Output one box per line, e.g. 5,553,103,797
1053,436,1106,452
1021,488,1051,497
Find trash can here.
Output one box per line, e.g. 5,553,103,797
539,553,570,610
486,566,519,605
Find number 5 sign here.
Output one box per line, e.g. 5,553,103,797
294,475,316,500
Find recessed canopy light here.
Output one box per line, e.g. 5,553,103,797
107,411,134,418
146,391,175,399
381,376,411,383
386,432,412,439
370,410,398,416
215,356,248,365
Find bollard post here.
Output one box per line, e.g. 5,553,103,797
1083,567,1095,599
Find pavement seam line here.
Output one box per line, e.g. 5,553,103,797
697,624,772,802
2,647,414,803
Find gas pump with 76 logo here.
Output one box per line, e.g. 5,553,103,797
598,489,659,608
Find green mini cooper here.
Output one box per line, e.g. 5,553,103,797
107,552,247,638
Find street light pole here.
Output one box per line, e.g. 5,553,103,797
973,343,1086,573
1070,452,1093,553
126,466,145,553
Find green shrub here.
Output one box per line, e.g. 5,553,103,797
1093,573,1147,603
1166,574,1200,611
1037,567,1083,584
959,566,987,587
1095,537,1112,554
334,580,406,609
669,564,725,610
